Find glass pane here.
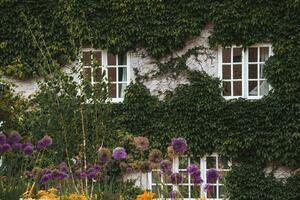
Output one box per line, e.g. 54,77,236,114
118,83,127,98
248,81,258,96
178,185,189,198
93,68,102,82
118,67,127,82
219,185,226,198
152,171,161,183
207,185,217,198
233,64,242,79
82,68,91,82
206,157,216,169
249,47,258,62
82,51,91,66
222,65,231,79
233,81,242,96
94,51,102,65
107,52,116,65
248,64,258,79
191,185,201,198
179,157,188,168
218,157,229,169
118,54,127,65
219,171,227,184
222,48,231,63
179,171,188,183
152,185,161,195
260,80,269,96
259,64,265,78
108,84,116,98
260,47,269,62
233,48,242,62
108,68,116,82
223,82,231,96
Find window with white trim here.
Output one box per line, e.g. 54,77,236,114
219,44,272,99
149,155,231,200
81,48,130,102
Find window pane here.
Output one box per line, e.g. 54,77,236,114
260,47,269,62
260,80,269,96
178,185,189,198
152,171,161,183
222,48,231,63
191,185,201,198
93,68,102,82
108,67,116,82
259,64,265,78
207,185,217,198
82,51,91,66
248,81,258,96
233,48,242,63
219,171,228,184
107,52,116,65
223,82,231,96
118,67,127,82
206,157,216,169
118,54,127,65
218,157,229,169
249,47,258,62
222,65,231,79
248,64,258,79
118,83,127,98
108,83,116,98
179,157,188,168
82,68,91,82
94,51,102,65
233,81,242,96
233,64,242,79
219,185,226,198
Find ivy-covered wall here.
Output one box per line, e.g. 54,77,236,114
1,0,300,199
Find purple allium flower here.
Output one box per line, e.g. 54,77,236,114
148,149,163,164
7,131,22,145
74,170,82,179
87,168,97,180
169,191,180,200
192,171,203,185
2,143,11,152
40,174,51,184
133,136,149,151
206,169,219,182
93,165,101,173
187,164,199,175
112,147,127,160
37,135,52,149
98,147,111,163
204,184,213,192
160,160,172,174
126,166,134,174
170,172,183,184
59,162,68,173
23,144,34,155
58,171,68,180
0,132,7,145
13,143,22,151
171,137,187,155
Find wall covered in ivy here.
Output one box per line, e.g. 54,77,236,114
1,0,300,199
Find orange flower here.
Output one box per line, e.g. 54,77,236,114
136,191,155,200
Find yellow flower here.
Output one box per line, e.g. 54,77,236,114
67,194,87,200
36,188,59,200
136,191,155,200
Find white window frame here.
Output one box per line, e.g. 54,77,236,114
148,154,231,200
80,48,130,103
218,44,273,100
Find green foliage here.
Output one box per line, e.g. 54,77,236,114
225,164,300,200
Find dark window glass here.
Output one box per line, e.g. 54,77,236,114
94,51,102,65
249,81,258,96
223,82,231,96
260,47,269,62
82,51,91,66
222,48,231,63
233,81,242,96
233,48,242,62
108,83,116,98
233,64,242,79
107,52,116,65
222,65,231,79
118,54,127,65
108,67,116,82
248,64,258,79
249,47,258,62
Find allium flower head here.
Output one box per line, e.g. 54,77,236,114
160,159,172,174
2,143,11,152
0,132,7,145
7,131,22,145
206,168,219,182
13,143,22,151
37,135,52,149
148,149,163,165
139,160,152,173
170,172,183,184
171,137,187,155
23,144,34,155
204,184,213,192
59,162,68,173
112,147,127,160
187,164,200,175
98,147,111,163
133,136,149,151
